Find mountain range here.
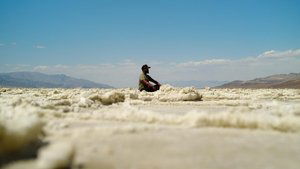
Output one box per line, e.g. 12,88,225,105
1,71,299,89
0,72,113,88
217,73,300,89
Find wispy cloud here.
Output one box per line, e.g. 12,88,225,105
0,42,16,47
117,59,136,66
0,64,32,72
178,59,232,67
54,64,70,69
33,65,49,71
258,49,300,59
33,45,46,49
177,49,300,67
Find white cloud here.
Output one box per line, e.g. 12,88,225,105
178,59,232,67
117,59,136,66
258,49,300,59
160,48,300,82
33,45,46,49
0,64,31,72
0,42,17,46
177,49,300,68
54,64,70,69
33,65,49,71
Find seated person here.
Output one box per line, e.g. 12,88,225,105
139,64,161,92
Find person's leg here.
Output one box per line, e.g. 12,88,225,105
153,84,160,91
144,86,154,92
142,85,160,92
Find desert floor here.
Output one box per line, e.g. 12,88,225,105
1,85,300,169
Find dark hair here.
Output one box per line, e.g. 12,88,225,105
141,64,150,70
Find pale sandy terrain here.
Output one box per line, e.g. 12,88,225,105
1,85,300,169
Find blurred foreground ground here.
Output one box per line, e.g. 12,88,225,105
1,85,300,169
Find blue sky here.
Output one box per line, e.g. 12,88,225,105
1,0,300,87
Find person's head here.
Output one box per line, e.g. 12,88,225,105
141,64,150,74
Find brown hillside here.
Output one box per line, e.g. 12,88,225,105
217,73,300,89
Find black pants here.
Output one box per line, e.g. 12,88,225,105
140,84,160,92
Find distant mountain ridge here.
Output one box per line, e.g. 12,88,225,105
0,71,113,88
217,73,300,89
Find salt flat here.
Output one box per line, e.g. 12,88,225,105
1,85,300,169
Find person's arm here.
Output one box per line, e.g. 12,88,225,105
146,75,161,86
